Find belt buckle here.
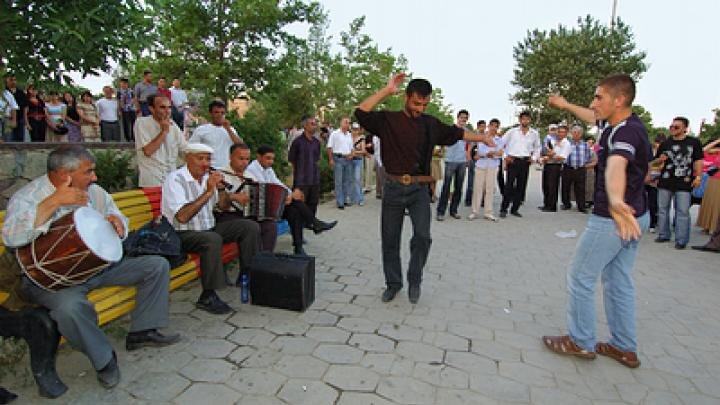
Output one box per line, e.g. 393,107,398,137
400,174,412,185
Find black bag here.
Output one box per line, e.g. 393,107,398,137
248,252,315,311
122,216,186,268
52,120,68,135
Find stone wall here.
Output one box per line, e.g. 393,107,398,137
0,143,136,210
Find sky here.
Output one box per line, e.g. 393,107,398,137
72,0,719,132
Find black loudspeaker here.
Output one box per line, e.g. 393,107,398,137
248,252,315,311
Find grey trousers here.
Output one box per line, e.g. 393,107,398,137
177,218,259,290
21,255,171,370
100,120,121,142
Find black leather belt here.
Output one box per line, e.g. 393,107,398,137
333,153,350,158
386,174,435,185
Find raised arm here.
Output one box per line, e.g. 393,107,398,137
548,93,595,125
357,73,405,113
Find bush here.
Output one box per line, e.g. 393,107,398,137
92,149,137,192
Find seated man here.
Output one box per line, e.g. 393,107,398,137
162,143,259,314
2,145,179,392
245,144,337,255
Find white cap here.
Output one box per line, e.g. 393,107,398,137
184,143,214,155
549,123,558,130
351,122,360,129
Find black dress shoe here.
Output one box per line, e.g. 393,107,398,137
691,245,720,252
408,285,421,304
381,287,400,302
654,237,670,243
97,352,120,389
674,243,686,250
539,207,557,212
578,209,588,214
510,211,522,217
313,219,338,234
499,211,507,218
0,387,18,404
561,205,572,210
126,329,181,351
196,292,233,315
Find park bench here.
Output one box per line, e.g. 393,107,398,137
0,186,287,397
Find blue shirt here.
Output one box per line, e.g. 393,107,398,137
444,139,467,163
567,140,592,168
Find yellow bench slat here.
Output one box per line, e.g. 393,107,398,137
98,301,136,326
93,288,137,314
111,190,147,199
114,196,150,210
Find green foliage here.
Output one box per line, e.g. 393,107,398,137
512,15,648,130
92,149,137,192
633,105,667,141
0,1,154,84
699,111,720,144
121,0,321,102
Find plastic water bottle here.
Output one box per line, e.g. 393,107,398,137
240,274,249,303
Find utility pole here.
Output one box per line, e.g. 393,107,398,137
610,0,618,31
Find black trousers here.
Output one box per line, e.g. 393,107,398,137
121,110,136,141
562,166,586,209
28,118,46,142
177,218,259,289
646,185,658,228
497,160,505,196
542,164,563,209
500,158,530,213
283,200,316,249
294,184,320,216
0,307,66,397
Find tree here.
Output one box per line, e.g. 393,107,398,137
0,1,154,85
632,105,667,141
134,0,322,102
512,15,648,129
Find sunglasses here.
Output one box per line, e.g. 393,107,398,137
669,125,682,130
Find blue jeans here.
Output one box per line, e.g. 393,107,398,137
567,212,649,352
381,180,432,288
333,157,353,207
657,188,691,245
437,161,466,215
351,158,365,204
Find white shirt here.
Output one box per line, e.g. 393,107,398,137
501,126,541,160
372,136,382,166
326,129,354,155
161,165,218,231
549,138,571,162
96,98,119,122
189,123,238,168
170,87,188,108
245,160,290,192
475,136,505,169
134,116,187,187
1,90,18,118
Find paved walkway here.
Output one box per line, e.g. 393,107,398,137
6,170,720,404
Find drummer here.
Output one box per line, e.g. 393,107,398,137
243,144,337,256
2,145,180,390
161,143,259,314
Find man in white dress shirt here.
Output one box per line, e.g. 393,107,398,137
326,117,355,209
169,78,188,129
539,124,571,212
189,100,243,169
134,94,187,187
246,144,337,256
499,111,541,217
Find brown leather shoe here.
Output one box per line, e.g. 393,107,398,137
542,335,596,359
595,342,640,368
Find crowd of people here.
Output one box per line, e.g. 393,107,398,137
0,71,202,143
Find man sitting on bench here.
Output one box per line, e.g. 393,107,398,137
244,144,337,256
2,145,180,394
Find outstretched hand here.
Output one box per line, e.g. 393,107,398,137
548,93,569,110
386,73,406,94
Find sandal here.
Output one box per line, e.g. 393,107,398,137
542,335,596,359
595,342,640,368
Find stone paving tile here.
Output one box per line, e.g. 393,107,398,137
173,383,241,404
277,379,339,405
6,173,720,404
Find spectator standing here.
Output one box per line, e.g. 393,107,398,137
540,123,559,209
156,77,171,101
62,92,82,142
469,118,504,221
288,116,322,216
189,100,242,168
5,74,27,142
561,125,594,213
697,138,720,234
585,137,598,209
499,111,541,218
645,134,666,232
350,123,368,206
539,124,570,212
134,95,187,187
25,86,46,142
117,78,136,141
372,135,384,199
0,84,18,141
430,146,443,202
76,91,100,142
326,117,354,209
97,86,121,142
169,78,188,129
437,110,470,220
134,71,158,117
465,120,486,207
44,91,67,142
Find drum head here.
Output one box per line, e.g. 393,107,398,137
74,207,123,262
